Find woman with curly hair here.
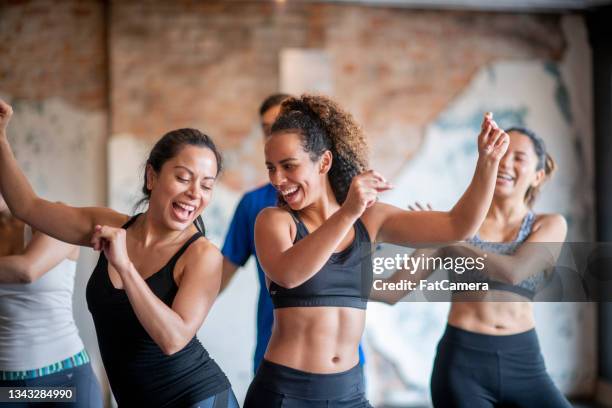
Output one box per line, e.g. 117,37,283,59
243,94,509,407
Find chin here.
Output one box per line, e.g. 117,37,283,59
163,214,191,231
283,202,300,211
493,188,513,199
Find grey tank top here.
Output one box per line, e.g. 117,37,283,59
0,226,83,370
451,212,546,299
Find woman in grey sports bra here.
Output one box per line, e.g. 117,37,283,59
430,127,572,407
450,210,547,300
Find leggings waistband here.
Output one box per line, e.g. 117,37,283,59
0,349,90,380
441,324,540,351
254,359,364,400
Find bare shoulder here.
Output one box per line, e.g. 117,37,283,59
362,202,397,222
173,237,223,287
255,206,297,243
184,237,222,267
361,201,401,234
256,206,293,225
534,213,567,230
532,213,568,240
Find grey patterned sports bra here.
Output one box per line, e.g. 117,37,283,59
451,212,546,300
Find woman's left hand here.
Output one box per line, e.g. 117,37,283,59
91,225,132,274
478,112,509,163
0,99,13,136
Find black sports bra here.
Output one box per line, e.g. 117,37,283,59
268,212,373,309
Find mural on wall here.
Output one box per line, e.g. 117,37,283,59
3,97,106,207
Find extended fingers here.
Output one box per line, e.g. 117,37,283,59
90,227,103,250
408,202,433,211
358,170,393,191
416,202,433,211
370,171,393,189
494,131,509,149
96,225,124,238
479,120,493,147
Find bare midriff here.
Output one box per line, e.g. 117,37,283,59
449,290,535,335
265,306,365,373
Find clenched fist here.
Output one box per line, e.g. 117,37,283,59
91,225,132,275
0,99,13,136
478,112,509,163
341,170,393,220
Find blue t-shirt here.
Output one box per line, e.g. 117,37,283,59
222,183,366,373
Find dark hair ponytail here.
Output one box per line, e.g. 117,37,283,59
271,94,369,205
505,127,556,207
134,128,223,235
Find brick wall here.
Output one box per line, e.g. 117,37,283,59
110,1,565,186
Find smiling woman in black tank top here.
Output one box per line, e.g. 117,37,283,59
243,95,510,407
0,99,237,408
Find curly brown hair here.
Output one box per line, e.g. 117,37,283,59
271,94,369,205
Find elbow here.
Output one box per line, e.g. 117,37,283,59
508,277,523,286
14,264,38,284
161,346,180,356
274,272,306,289
9,200,33,223
16,272,34,284
274,277,300,289
266,266,301,289
496,267,518,285
159,337,189,356
448,212,480,241
386,298,399,306
455,225,478,242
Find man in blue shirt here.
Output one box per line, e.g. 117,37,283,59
221,94,365,374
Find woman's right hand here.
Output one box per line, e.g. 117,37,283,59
341,170,393,220
407,202,433,211
0,99,13,137
477,112,509,163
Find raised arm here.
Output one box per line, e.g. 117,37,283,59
255,171,392,288
0,99,126,246
0,230,78,284
373,113,509,245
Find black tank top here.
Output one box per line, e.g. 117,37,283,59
268,211,373,309
86,215,230,407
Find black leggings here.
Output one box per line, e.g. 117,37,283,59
431,324,572,408
188,388,239,408
244,359,372,408
0,363,102,408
